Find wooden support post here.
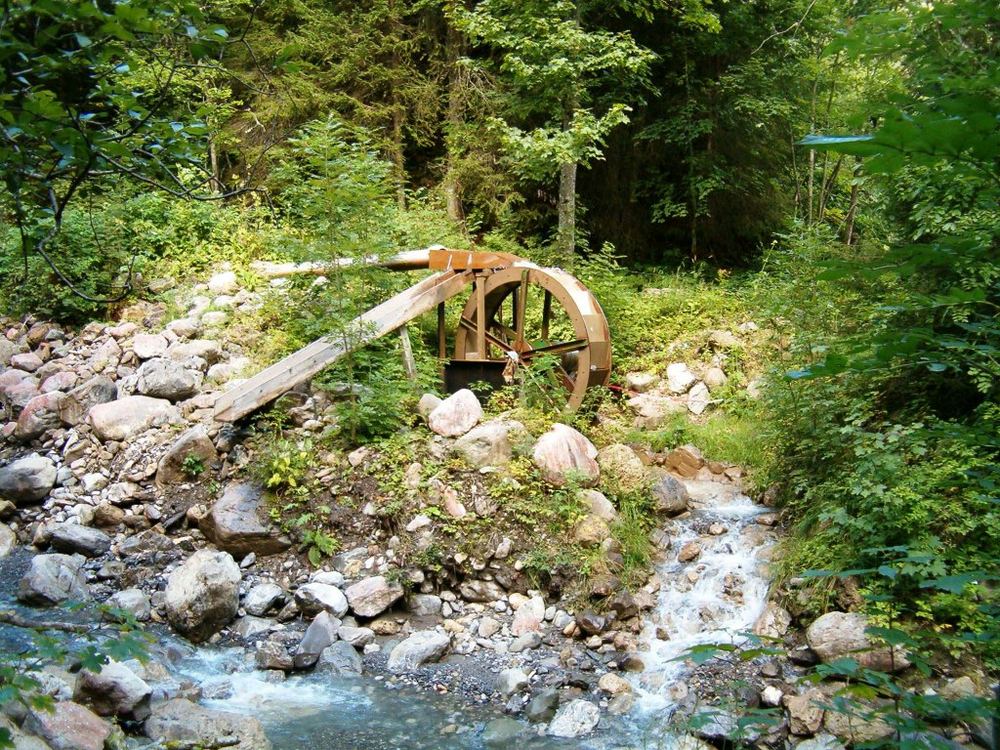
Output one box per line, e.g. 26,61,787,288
437,302,447,360
398,326,417,381
475,273,486,359
541,289,552,341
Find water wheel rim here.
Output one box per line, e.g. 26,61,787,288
453,263,611,410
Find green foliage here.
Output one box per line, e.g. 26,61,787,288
258,438,315,492
181,453,206,478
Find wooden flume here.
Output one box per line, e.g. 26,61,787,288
213,246,612,422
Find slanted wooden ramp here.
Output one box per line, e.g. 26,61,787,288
213,269,474,422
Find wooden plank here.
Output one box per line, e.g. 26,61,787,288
475,275,486,359
214,270,474,422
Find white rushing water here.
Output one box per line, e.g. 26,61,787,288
633,478,776,711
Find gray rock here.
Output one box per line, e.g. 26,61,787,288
496,668,529,698
483,718,524,746
130,333,168,360
166,339,223,365
578,488,617,522
651,473,690,515
293,611,342,669
0,453,57,504
74,660,151,720
107,588,151,621
526,688,560,723
0,523,15,557
806,611,911,672
794,735,846,750
548,699,600,738
427,389,482,437
57,376,117,426
18,553,90,606
627,393,685,429
144,698,271,750
666,362,698,394
754,602,792,639
687,382,711,415
317,640,363,675
459,579,505,603
345,575,404,618
337,626,375,648
136,357,200,401
596,444,647,493
231,615,273,639
156,425,219,485
386,630,450,673
164,550,241,642
509,632,542,652
408,593,442,616
453,419,525,468
87,395,179,442
200,483,290,557
24,700,111,750
255,641,293,671
48,523,111,558
294,582,349,618
244,582,285,616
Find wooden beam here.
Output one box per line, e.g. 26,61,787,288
475,274,486,359
213,270,475,422
437,302,446,360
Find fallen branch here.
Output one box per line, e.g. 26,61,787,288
0,609,91,634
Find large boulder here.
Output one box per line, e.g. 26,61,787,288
453,419,525,468
136,358,200,401
57,376,117,426
164,550,241,642
74,660,151,720
532,423,599,487
387,630,450,673
596,443,647,493
345,575,404,618
24,701,111,750
548,699,600,738
156,425,219,485
48,523,112,558
427,388,482,437
0,453,57,504
144,698,271,750
650,472,690,515
87,395,179,442
199,483,290,557
806,611,911,672
18,553,90,605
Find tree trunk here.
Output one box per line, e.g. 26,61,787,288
557,94,578,263
443,23,466,227
843,159,861,246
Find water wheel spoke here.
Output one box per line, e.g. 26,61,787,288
522,339,589,358
459,315,514,355
515,271,528,349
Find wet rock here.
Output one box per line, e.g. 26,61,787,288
245,582,285,616
164,549,241,642
0,453,57,504
596,444,647,493
608,590,638,620
24,700,111,750
453,419,525,467
806,611,911,672
678,541,702,562
532,423,599,487
18,553,90,605
200,482,290,557
87,395,179,442
576,612,606,635
785,689,825,735
107,588,151,621
74,660,151,720
48,523,111,558
0,523,15,557
317,640,363,675
650,472,690,515
496,668,529,698
294,582,349,618
293,611,342,669
548,699,599,738
256,640,294,671
387,630,450,673
483,718,524,746
427,388,482,437
57,376,117,426
144,698,271,750
526,688,560,723
598,673,633,695
156,425,219,485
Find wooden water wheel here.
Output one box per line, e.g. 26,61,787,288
452,263,612,410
